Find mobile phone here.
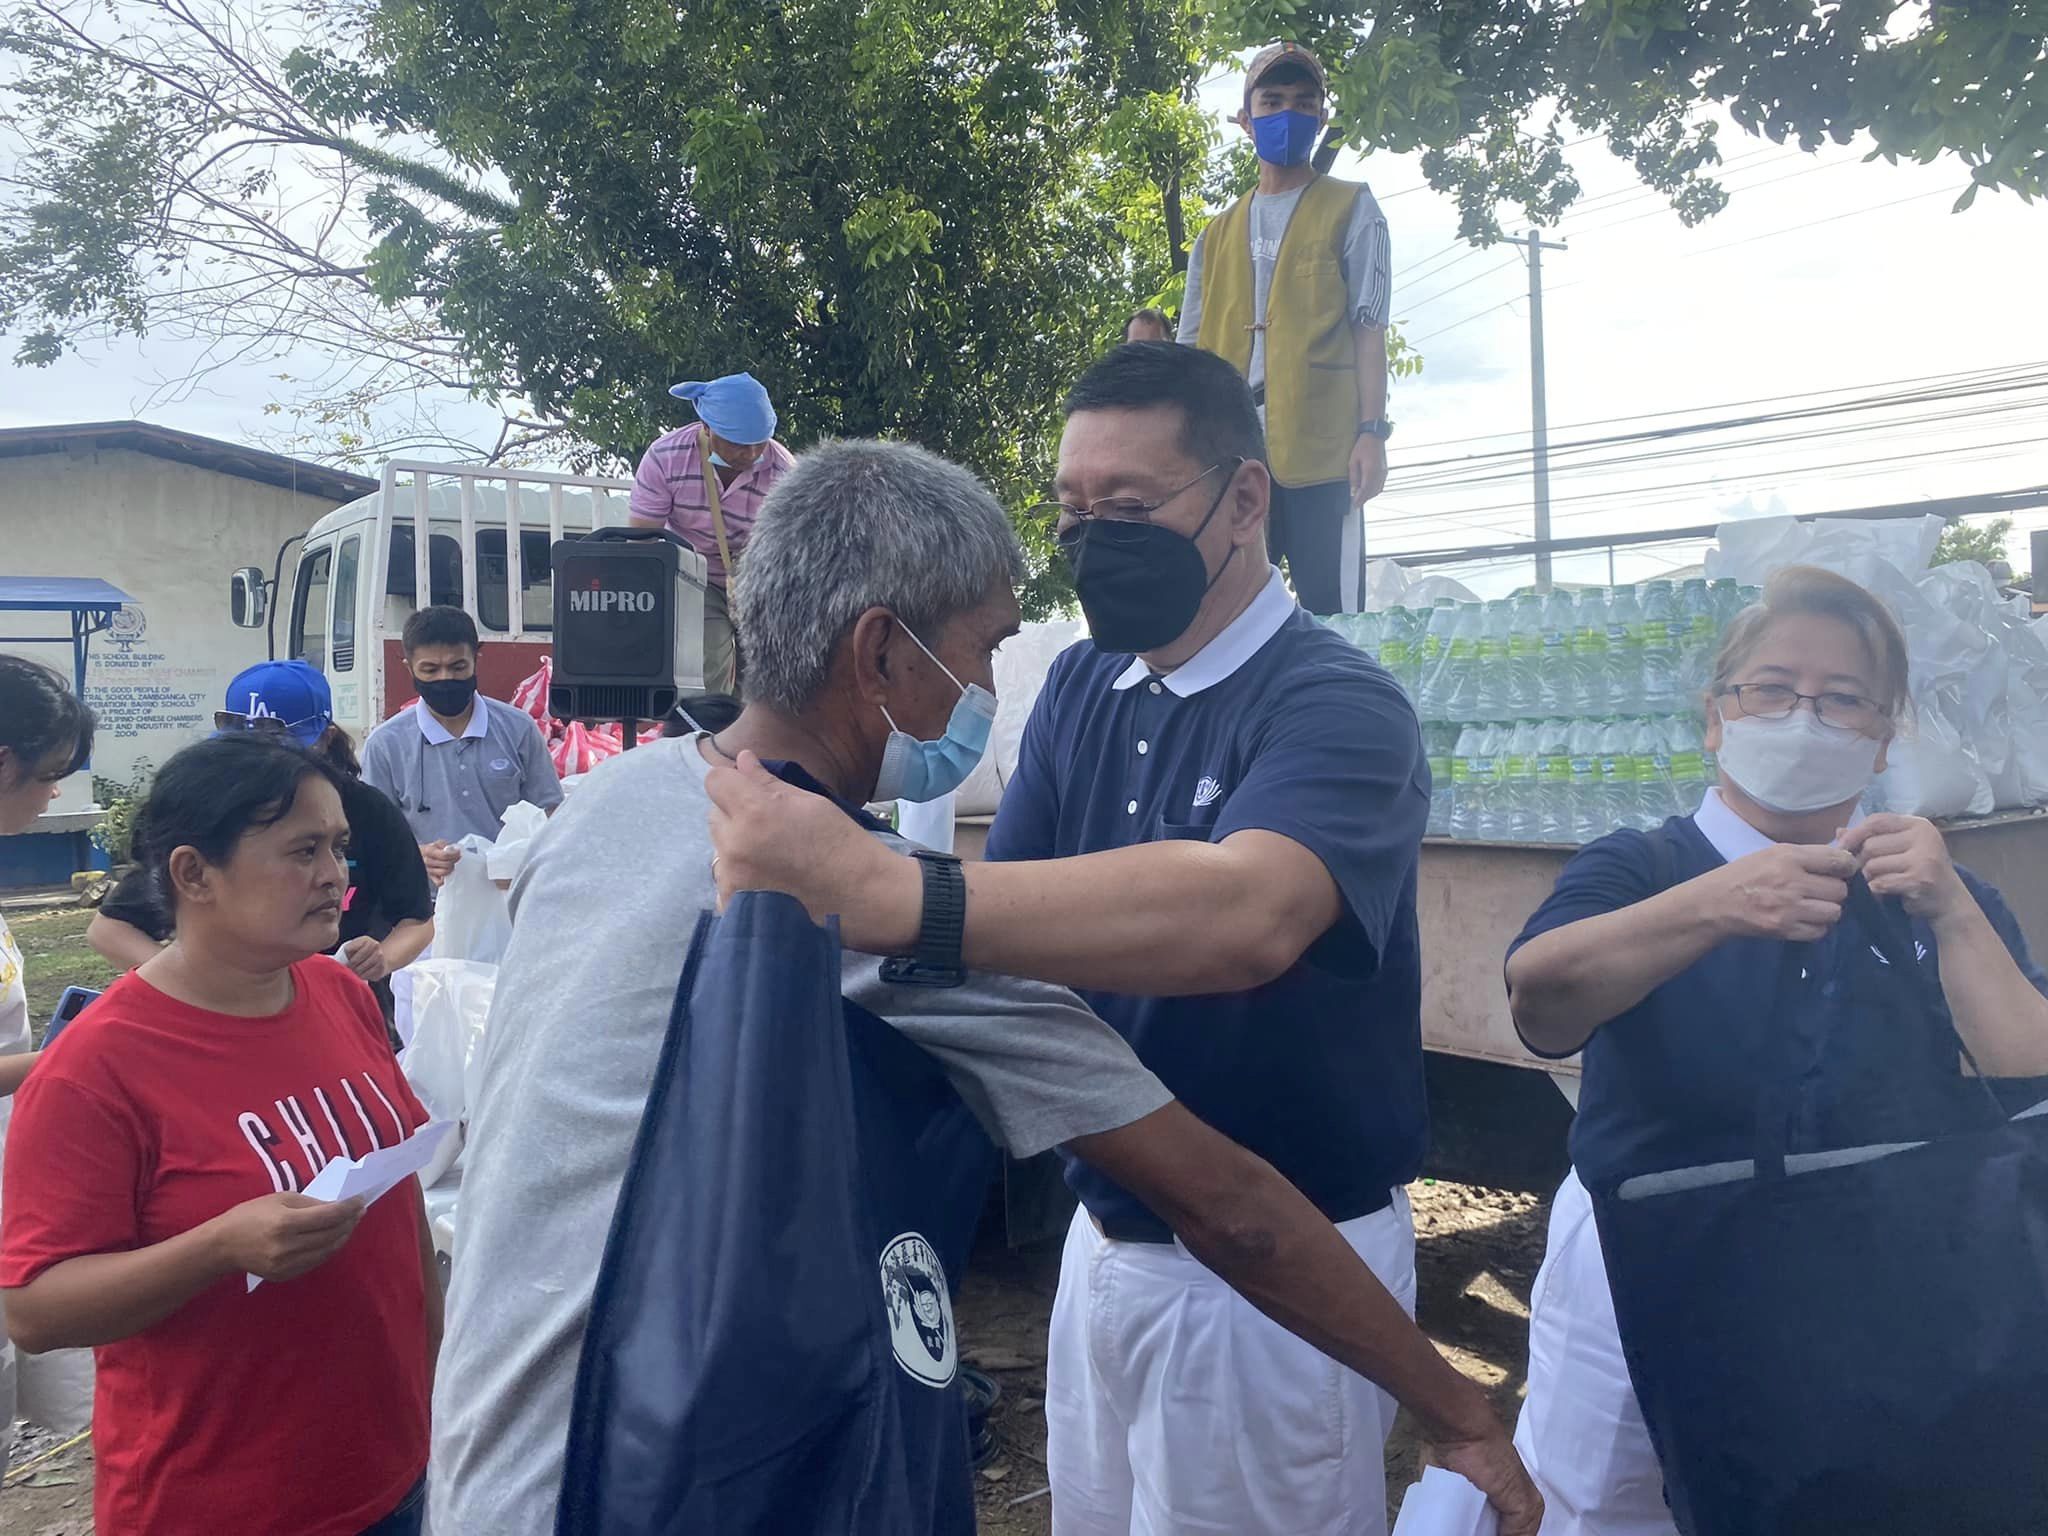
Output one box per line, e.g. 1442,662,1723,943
42,986,101,1049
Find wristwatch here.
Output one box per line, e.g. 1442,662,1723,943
1357,418,1395,440
880,848,967,989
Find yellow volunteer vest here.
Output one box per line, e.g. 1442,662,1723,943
1195,174,1362,488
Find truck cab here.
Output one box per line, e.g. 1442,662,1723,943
231,461,704,736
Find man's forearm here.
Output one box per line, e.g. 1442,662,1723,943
1355,325,1388,421
380,917,435,974
86,913,164,971
861,834,1334,996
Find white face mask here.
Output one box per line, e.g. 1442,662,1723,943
1716,709,1882,815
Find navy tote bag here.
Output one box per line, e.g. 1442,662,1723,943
1590,874,2048,1535
557,890,993,1536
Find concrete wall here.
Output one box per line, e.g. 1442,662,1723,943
2,444,351,797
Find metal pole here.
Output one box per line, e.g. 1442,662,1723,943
1525,231,1567,591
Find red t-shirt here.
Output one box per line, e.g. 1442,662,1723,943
0,960,432,1536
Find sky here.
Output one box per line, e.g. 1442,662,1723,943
4,75,2045,598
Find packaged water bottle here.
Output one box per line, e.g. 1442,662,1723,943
1535,717,1573,842
1508,594,1545,717
1664,713,1707,810
1573,587,1611,715
1472,723,1509,840
1538,588,1577,716
1632,715,1679,824
1637,580,1680,712
1710,577,1743,628
1597,716,1639,834
1678,578,1714,696
1424,720,1457,836
1380,607,1414,700
1474,600,1514,722
1567,717,1605,843
1606,584,1644,715
1449,723,1484,840
1502,720,1541,842
1442,602,1485,722
1416,599,1460,721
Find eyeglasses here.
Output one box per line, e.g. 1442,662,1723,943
214,710,321,738
1028,459,1243,532
1724,683,1885,733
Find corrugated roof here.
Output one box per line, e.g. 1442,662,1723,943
0,420,377,503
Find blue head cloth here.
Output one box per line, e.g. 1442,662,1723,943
669,372,778,446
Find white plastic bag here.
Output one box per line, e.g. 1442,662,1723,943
485,800,550,884
1872,693,1992,820
398,958,499,1187
433,836,512,964
1392,1466,1499,1536
15,1345,95,1435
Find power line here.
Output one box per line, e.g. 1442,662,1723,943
1410,295,1521,344
1397,256,1521,317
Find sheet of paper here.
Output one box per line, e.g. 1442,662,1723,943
246,1120,454,1291
1391,1466,1499,1536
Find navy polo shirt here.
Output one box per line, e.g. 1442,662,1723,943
1512,812,2048,1195
986,568,1431,1241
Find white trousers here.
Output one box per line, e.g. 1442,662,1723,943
1047,1191,1416,1536
1512,1170,1678,1536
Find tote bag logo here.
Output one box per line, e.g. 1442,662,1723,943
879,1232,956,1388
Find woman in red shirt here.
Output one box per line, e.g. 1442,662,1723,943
1,735,439,1536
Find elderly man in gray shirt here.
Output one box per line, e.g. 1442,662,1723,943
360,605,562,883
428,440,1539,1536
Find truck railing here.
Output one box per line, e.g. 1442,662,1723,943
376,460,634,642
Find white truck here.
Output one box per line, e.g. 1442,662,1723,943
228,459,706,731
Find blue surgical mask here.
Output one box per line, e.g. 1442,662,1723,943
1250,108,1320,168
873,626,996,804
708,450,731,469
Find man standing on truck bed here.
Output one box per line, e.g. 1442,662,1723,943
706,345,1455,1535
628,370,796,694
361,606,562,882
1179,40,1393,616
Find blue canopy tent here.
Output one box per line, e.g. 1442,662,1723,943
0,576,134,888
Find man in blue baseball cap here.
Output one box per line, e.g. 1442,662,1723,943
213,658,333,745
628,370,796,694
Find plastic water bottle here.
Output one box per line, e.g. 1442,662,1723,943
1535,717,1573,841
1710,577,1743,626
1638,580,1680,712
1677,578,1714,696
1632,715,1680,824
1501,720,1540,841
1442,602,1485,722
1415,599,1459,721
1474,600,1514,722
1424,720,1457,836
1664,713,1707,811
1472,723,1509,840
1449,723,1484,840
1380,607,1415,700
1573,587,1611,716
1567,717,1605,843
1538,588,1577,716
1598,716,1638,834
1506,594,1544,718
1606,584,1645,715
1353,609,1383,661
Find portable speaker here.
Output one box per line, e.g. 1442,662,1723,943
549,527,707,724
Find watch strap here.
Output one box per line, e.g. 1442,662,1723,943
879,849,966,988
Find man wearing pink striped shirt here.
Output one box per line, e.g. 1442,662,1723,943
628,372,796,694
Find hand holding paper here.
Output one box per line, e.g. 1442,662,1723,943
246,1121,453,1291
1392,1466,1501,1536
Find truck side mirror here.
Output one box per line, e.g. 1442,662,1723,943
230,567,268,629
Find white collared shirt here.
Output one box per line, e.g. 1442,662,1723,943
1111,565,1296,699
1691,786,1863,862
415,697,490,745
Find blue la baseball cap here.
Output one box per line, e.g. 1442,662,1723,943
217,660,333,747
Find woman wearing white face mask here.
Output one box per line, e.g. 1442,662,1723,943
1500,564,2048,1535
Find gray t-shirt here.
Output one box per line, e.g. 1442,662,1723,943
429,737,1170,1536
1178,181,1391,398
360,697,564,846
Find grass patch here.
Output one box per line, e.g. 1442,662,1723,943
8,908,118,1040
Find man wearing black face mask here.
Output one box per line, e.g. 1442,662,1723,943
361,606,563,884
703,346,1516,1536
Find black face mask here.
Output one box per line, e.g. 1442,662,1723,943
1058,480,1236,655
415,674,479,717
